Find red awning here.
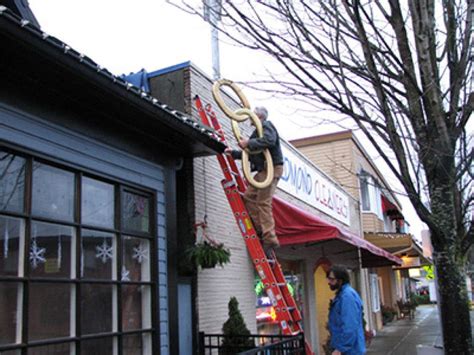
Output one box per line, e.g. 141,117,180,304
273,196,402,267
381,195,404,220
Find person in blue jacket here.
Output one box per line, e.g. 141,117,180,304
327,265,366,355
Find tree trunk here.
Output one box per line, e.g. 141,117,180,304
433,248,472,354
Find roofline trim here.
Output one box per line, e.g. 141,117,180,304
0,7,224,153
147,61,191,78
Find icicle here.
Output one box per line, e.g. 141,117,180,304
57,234,62,269
80,249,84,278
3,219,9,259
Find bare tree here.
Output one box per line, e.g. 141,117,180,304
172,0,474,353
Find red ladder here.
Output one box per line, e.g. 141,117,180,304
194,95,313,354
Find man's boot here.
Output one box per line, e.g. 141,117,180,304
262,235,280,257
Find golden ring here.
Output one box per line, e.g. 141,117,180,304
242,150,274,189
212,79,251,122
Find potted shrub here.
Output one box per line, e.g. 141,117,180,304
220,297,254,354
381,304,396,324
362,312,374,346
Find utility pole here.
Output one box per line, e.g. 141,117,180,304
203,0,222,80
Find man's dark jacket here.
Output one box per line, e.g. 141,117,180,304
231,120,283,172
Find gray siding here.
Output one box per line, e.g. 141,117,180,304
0,103,170,354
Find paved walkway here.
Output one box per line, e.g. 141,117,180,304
367,304,474,354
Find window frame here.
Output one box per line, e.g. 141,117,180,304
359,171,383,218
0,148,159,354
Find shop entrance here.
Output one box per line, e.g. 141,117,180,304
314,260,333,354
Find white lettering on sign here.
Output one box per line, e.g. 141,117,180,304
278,142,351,225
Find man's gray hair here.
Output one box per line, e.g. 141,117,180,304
254,106,268,120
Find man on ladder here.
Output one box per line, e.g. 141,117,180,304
197,84,313,353
226,106,284,253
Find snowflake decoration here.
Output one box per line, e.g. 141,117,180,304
29,239,46,269
132,243,148,264
95,240,113,264
121,265,130,281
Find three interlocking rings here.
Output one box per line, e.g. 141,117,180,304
212,79,274,189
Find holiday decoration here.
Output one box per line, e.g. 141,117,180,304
95,240,113,264
29,239,46,269
121,265,130,281
132,243,148,264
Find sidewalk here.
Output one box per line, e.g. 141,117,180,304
367,304,474,354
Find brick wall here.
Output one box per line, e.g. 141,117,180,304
189,64,258,334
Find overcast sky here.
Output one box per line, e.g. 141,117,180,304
28,0,426,238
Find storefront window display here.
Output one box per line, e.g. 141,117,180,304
0,149,156,354
255,259,304,338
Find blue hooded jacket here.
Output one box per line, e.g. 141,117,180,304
328,283,366,355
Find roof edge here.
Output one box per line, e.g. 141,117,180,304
147,61,192,78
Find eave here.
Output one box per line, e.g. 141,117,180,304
0,6,226,158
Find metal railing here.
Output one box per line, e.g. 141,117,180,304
199,332,306,354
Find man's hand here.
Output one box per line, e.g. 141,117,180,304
224,148,233,155
331,350,341,355
238,138,249,149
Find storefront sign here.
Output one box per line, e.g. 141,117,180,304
399,256,421,269
279,143,351,225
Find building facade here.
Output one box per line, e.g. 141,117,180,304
0,7,224,355
147,64,400,354
290,130,428,331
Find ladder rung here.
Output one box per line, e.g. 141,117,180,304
222,180,236,189
276,283,286,287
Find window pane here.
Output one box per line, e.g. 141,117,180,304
122,191,150,233
0,216,24,277
81,284,115,335
81,337,115,355
0,152,25,213
122,285,151,331
29,222,75,278
122,237,150,282
28,283,73,341
123,333,152,355
0,282,22,345
27,342,73,355
81,230,116,280
360,176,370,211
82,177,114,229
1,350,21,355
32,163,74,222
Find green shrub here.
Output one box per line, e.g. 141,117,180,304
412,293,430,305
381,304,396,324
220,297,254,354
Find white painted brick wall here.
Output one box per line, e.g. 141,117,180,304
189,65,258,334
187,63,365,345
